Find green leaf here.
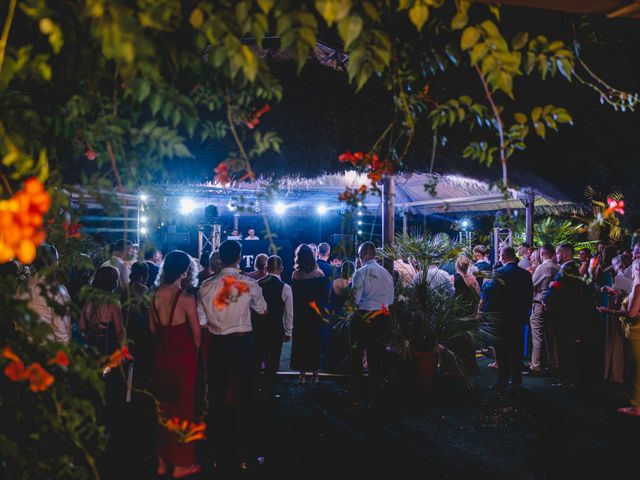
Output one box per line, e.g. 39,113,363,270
241,44,258,81
470,42,488,65
533,121,546,138
557,57,572,81
531,106,542,122
488,5,500,21
149,93,162,116
408,3,429,31
514,113,527,124
257,0,275,14
511,32,528,50
189,8,204,28
479,20,499,38
362,1,381,21
547,40,564,52
451,12,468,30
460,26,481,50
315,0,351,26
337,14,363,50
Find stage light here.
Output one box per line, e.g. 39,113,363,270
227,199,237,212
461,219,470,229
274,202,287,215
179,198,196,215
357,230,363,235
357,201,362,207
357,220,363,226
357,211,363,217
140,216,148,223
139,193,147,202
140,227,148,235
316,204,328,215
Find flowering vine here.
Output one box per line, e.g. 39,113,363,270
0,177,51,264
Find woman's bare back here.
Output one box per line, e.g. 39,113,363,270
152,285,193,327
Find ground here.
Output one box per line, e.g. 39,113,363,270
105,357,637,480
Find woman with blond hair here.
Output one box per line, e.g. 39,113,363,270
452,255,481,376
599,258,640,416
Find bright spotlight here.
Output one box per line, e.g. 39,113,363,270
461,220,470,228
357,211,363,217
140,216,148,223
357,230,363,235
357,201,363,207
316,204,328,215
179,198,196,215
140,227,148,235
139,193,147,202
227,200,237,212
357,220,363,226
274,202,287,215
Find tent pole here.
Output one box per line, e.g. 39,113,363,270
525,190,535,246
382,175,395,275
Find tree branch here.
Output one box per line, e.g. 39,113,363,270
0,0,17,76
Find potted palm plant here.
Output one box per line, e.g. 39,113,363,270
384,232,492,390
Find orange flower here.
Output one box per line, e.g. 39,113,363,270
104,346,134,370
368,304,390,319
308,301,322,316
24,362,54,392
163,417,206,443
4,360,27,382
0,177,51,264
48,350,70,368
245,104,271,129
2,346,22,364
605,197,625,217
213,276,250,310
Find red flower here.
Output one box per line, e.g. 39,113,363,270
24,363,55,392
63,221,82,239
85,149,97,161
214,161,232,185
4,360,27,382
605,197,624,216
338,150,355,164
245,104,271,129
48,350,70,368
368,304,390,320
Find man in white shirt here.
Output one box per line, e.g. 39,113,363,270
350,241,394,406
101,239,132,288
197,240,266,469
252,255,293,400
412,265,456,297
244,228,259,240
517,242,531,270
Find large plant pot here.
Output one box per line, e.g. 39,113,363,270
411,350,439,392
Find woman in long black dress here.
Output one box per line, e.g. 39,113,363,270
290,244,328,384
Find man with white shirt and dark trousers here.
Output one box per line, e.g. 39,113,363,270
350,241,394,407
197,240,267,472
252,255,293,401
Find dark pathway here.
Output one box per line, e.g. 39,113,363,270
106,359,638,480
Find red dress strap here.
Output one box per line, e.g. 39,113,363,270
168,290,182,327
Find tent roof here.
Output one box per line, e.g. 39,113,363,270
148,169,580,217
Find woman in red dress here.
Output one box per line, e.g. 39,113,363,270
150,251,202,478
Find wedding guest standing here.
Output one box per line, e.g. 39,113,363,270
350,242,394,406
80,266,125,354
149,251,201,478
290,244,328,384
544,244,586,388
144,247,162,289
126,262,153,388
102,239,132,289
253,255,293,400
481,247,533,392
198,240,266,471
25,244,72,344
598,258,640,417
528,244,560,375
317,242,336,280
247,253,268,281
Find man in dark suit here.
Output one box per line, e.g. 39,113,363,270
544,243,585,388
143,247,161,288
481,246,533,391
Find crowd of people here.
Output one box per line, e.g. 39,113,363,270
12,234,640,477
